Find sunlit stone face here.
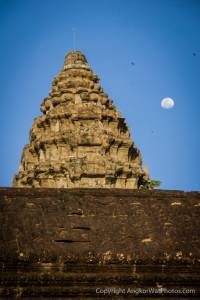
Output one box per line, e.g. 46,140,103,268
13,51,152,189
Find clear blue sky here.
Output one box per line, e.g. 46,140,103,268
0,0,200,190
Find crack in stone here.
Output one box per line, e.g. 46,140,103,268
72,226,91,230
54,239,91,243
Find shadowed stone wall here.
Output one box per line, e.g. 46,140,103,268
0,188,200,298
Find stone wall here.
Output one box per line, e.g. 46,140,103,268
0,188,200,298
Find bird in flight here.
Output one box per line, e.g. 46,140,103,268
192,51,200,56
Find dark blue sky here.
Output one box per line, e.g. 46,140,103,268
0,0,200,190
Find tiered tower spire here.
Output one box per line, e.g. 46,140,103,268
13,51,151,189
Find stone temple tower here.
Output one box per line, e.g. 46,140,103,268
13,51,151,189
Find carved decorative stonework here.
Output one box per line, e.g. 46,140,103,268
1,188,200,298
13,51,151,188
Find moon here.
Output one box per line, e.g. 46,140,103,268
161,97,175,109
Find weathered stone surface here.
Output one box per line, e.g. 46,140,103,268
13,51,151,189
0,188,200,298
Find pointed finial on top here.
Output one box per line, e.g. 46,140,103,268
72,28,76,51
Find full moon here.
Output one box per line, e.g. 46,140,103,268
161,97,175,109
